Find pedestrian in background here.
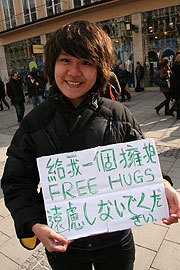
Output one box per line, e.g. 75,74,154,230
27,71,44,108
135,61,144,92
0,77,10,110
113,59,122,76
6,72,25,123
154,59,171,116
117,64,131,102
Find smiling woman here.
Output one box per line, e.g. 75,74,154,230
54,50,97,107
1,20,180,270
44,21,114,91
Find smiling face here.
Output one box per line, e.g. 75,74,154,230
54,50,97,107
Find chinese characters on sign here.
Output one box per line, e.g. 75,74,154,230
37,138,169,240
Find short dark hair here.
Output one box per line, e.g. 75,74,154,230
44,21,115,90
11,71,18,77
160,58,169,69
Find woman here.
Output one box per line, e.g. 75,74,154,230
1,21,180,270
154,59,171,116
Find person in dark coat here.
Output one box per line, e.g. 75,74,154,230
1,21,180,270
168,53,180,119
0,77,10,111
117,64,131,102
154,59,171,116
6,71,25,123
135,61,144,92
27,71,44,108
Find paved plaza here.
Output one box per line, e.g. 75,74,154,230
0,90,180,270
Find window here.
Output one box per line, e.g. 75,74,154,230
22,0,37,24
45,0,61,17
72,0,91,9
1,0,16,29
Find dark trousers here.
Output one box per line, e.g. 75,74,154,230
135,79,141,92
155,92,170,114
121,83,131,101
46,233,135,270
169,98,180,119
177,98,180,119
2,97,10,108
14,102,25,123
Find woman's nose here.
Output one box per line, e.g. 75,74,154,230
67,63,82,76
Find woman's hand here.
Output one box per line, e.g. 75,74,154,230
32,223,72,252
162,182,180,225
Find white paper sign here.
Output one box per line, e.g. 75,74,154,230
37,138,169,240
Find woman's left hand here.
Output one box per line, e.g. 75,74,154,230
162,182,180,225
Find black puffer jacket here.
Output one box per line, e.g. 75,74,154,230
170,61,180,99
27,77,44,98
6,78,25,105
1,85,144,249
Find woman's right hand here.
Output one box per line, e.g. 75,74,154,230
32,223,71,252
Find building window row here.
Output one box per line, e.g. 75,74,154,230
1,0,16,29
1,0,94,31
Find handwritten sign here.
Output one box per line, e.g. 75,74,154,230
37,138,169,240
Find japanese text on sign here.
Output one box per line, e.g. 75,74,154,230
37,138,169,240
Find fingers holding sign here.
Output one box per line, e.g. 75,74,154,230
162,182,180,225
32,223,72,252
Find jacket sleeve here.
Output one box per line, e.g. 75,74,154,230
121,104,144,142
160,69,168,80
6,82,12,99
1,126,46,240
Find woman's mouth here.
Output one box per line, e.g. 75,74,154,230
66,81,81,86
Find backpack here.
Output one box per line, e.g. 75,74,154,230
154,71,167,87
99,84,119,101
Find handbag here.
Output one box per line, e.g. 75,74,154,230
154,71,167,87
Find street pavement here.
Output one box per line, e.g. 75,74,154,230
0,90,180,270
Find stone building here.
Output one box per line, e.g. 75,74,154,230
0,0,179,88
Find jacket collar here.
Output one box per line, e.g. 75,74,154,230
48,84,99,114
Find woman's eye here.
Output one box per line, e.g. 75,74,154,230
60,58,69,62
82,60,91,65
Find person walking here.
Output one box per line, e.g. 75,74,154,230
135,61,144,92
27,71,44,108
117,64,131,102
168,53,180,119
6,71,25,123
0,77,10,110
113,59,122,76
154,59,171,116
1,21,180,270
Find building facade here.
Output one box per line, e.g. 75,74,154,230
0,0,180,88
